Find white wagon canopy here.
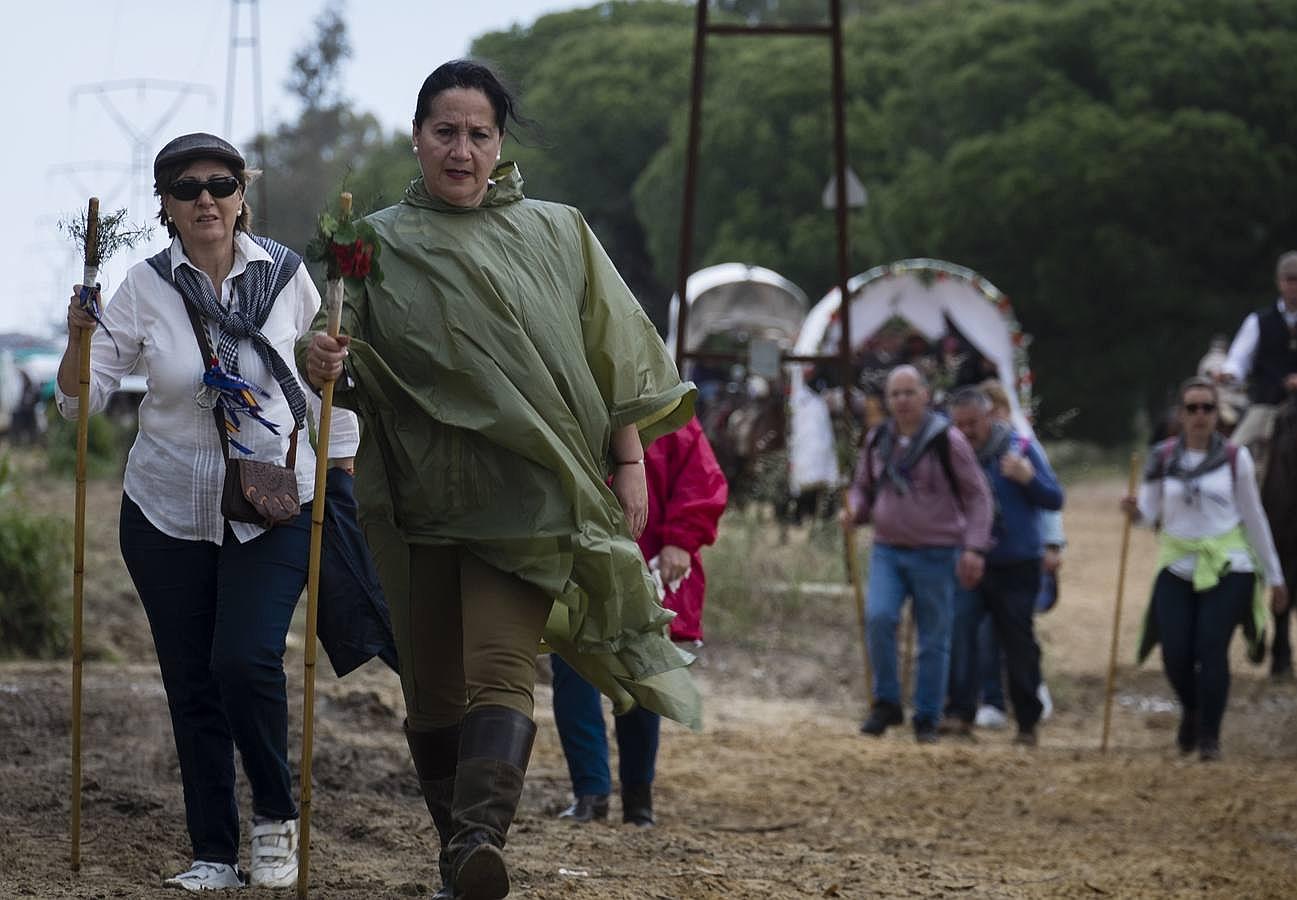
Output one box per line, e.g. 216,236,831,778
667,263,810,365
789,258,1036,495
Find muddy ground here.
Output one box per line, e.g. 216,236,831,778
3,466,1297,899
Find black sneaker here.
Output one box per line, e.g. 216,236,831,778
860,701,904,736
1199,738,1221,762
557,794,609,823
1013,727,1038,747
621,784,654,828
913,718,939,744
937,716,973,738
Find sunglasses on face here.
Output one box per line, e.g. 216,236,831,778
1183,402,1217,414
169,176,241,201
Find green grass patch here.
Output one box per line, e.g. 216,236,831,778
43,399,131,479
0,454,72,658
702,505,861,652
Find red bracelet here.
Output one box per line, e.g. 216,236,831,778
614,459,644,466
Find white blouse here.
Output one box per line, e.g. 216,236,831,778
1136,446,1284,586
58,233,360,545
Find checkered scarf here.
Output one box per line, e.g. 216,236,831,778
153,235,307,430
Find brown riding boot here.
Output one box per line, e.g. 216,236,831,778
447,706,537,900
405,720,461,900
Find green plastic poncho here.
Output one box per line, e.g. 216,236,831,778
298,163,701,729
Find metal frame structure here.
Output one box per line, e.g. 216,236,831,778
673,0,853,387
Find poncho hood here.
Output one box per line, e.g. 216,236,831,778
402,161,526,213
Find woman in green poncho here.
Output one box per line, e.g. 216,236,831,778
300,60,696,900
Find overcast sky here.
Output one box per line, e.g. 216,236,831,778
2,0,577,336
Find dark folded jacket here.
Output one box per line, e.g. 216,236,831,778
319,466,399,677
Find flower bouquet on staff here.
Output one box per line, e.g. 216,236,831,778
59,197,150,872
305,197,384,285
296,191,382,898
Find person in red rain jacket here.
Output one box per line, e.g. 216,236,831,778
550,417,727,826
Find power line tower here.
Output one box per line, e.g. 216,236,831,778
226,0,268,227
70,79,216,223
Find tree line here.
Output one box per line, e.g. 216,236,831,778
253,0,1297,443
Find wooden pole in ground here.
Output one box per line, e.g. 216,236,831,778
71,196,99,872
297,191,350,898
1101,451,1141,753
843,525,873,701
900,604,916,702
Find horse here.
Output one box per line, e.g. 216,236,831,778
1260,395,1297,676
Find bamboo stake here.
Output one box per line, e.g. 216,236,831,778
71,196,99,872
1101,452,1141,753
843,525,873,701
297,191,351,898
900,604,916,703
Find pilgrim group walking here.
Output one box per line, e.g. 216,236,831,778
58,52,1296,898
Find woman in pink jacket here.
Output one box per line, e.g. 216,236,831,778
551,417,727,826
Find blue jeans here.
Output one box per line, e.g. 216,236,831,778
550,655,659,796
948,559,1043,729
865,544,961,724
1152,569,1252,741
119,493,308,865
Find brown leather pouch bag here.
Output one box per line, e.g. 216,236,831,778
222,443,301,527
176,296,302,528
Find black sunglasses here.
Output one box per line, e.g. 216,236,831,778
1183,402,1217,414
169,176,241,201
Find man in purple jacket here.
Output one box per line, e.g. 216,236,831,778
842,366,994,743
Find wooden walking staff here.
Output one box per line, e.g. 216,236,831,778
69,196,100,872
843,526,873,701
297,191,352,897
900,605,916,702
1101,451,1142,753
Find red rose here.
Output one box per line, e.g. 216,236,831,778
331,241,355,276
350,239,372,278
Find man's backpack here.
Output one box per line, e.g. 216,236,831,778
864,422,961,510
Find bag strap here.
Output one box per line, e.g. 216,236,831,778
149,250,297,468
933,429,963,508
865,420,962,509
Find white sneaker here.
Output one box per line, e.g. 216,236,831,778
975,704,1008,729
1038,681,1054,722
163,860,244,891
249,817,299,888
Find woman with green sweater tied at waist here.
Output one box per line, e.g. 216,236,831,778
1121,376,1288,761
300,60,697,900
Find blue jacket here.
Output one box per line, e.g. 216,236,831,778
976,427,1064,565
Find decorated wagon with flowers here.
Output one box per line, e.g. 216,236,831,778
787,258,1035,498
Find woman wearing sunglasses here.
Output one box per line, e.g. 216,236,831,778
56,132,361,891
1120,376,1287,760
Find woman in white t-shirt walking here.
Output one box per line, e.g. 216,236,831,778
1121,377,1288,760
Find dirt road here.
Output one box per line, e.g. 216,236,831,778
3,476,1297,898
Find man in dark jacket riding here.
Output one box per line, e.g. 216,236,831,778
1220,251,1297,464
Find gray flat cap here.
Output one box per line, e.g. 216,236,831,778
153,133,245,180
